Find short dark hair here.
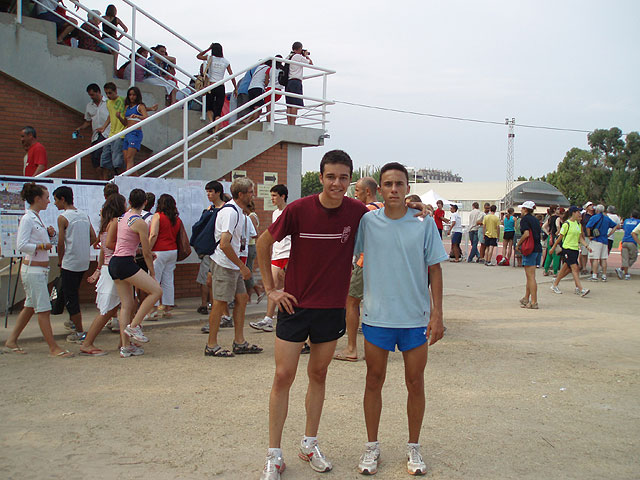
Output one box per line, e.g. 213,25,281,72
292,41,302,51
129,188,146,209
103,183,119,198
320,149,353,175
380,162,409,183
23,126,36,138
484,203,490,208
211,42,223,57
53,186,74,205
490,205,497,212
270,184,288,202
507,207,514,214
631,210,640,219
450,204,459,211
205,180,223,194
472,202,479,209
20,182,46,204
86,83,100,94
145,192,155,210
103,82,117,92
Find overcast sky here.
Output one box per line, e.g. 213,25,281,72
77,0,639,181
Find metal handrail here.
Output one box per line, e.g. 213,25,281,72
36,56,335,179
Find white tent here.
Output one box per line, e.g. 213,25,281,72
419,189,459,207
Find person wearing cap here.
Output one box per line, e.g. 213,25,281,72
515,201,542,308
549,206,592,297
585,204,619,282
579,201,595,274
605,205,621,254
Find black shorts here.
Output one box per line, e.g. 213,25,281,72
276,307,346,344
562,249,579,266
108,256,141,281
248,87,264,109
135,254,149,273
285,79,304,107
205,84,226,118
484,236,498,247
60,268,86,316
503,231,514,240
438,228,443,238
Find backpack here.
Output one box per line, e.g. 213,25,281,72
278,55,293,87
189,204,239,256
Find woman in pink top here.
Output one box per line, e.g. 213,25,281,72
80,193,126,356
106,189,162,358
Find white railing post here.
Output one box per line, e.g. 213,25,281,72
322,73,328,132
75,156,82,179
201,91,206,121
269,58,276,132
130,6,137,89
16,0,22,24
183,102,189,179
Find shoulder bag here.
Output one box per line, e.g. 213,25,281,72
194,57,212,91
176,220,191,261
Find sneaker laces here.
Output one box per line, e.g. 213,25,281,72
309,443,326,460
408,445,423,464
362,447,379,463
264,454,281,472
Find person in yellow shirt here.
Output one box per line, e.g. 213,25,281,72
483,205,500,266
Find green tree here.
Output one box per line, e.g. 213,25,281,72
301,171,322,197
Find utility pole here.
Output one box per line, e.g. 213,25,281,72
505,118,515,209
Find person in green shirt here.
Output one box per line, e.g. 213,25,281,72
549,206,592,296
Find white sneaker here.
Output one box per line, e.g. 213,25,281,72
615,268,624,280
66,331,86,344
299,439,332,472
580,288,590,297
625,274,631,280
124,324,148,343
601,275,607,282
407,444,427,476
250,317,274,332
260,452,285,480
120,344,144,358
590,275,598,282
550,285,562,294
358,443,380,475
575,287,581,295
109,318,120,331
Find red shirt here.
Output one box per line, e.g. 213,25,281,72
268,194,368,309
24,142,47,177
153,212,182,251
434,208,445,230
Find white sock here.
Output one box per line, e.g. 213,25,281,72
407,442,420,449
366,441,379,450
303,436,317,446
268,448,282,458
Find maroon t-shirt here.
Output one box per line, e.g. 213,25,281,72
268,194,368,309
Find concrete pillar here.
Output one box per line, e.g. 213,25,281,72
287,144,302,201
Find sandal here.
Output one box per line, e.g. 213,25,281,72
3,346,27,354
521,302,539,309
50,350,74,358
519,297,528,306
79,348,108,356
232,341,263,355
204,345,234,357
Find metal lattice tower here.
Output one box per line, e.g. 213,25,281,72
505,118,515,209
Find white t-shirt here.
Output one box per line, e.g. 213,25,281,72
607,213,620,240
450,212,463,233
239,214,257,257
271,208,291,260
60,209,91,272
248,64,269,91
288,53,310,81
207,56,230,83
85,98,110,142
211,201,243,270
36,0,58,15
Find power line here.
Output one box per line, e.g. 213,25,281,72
332,100,593,134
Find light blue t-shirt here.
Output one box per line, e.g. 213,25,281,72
622,218,640,244
354,208,448,329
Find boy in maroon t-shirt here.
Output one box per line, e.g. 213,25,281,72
256,150,426,479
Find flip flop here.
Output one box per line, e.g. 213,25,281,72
79,348,108,356
3,346,27,354
333,352,358,362
50,350,74,358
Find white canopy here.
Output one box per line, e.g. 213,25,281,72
419,189,459,207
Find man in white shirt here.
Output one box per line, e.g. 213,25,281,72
606,205,621,253
74,84,111,179
448,204,463,262
53,186,97,344
467,202,484,263
285,41,312,125
205,178,263,358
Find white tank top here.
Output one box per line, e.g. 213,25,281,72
60,209,91,272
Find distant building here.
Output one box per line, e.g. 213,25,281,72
406,167,462,183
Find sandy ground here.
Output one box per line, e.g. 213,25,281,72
0,262,639,480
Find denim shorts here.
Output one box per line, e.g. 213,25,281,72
100,137,124,170
522,252,538,266
362,323,428,352
123,130,143,151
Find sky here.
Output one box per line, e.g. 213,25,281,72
74,0,639,181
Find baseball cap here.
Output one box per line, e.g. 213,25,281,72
517,201,536,210
583,201,593,209
568,206,580,214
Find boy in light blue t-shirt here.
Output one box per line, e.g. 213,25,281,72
353,162,448,476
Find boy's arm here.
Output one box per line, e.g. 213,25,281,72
257,229,297,313
427,263,444,346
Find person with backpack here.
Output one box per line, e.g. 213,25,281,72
283,41,312,125
585,204,619,282
542,206,563,277
192,181,226,315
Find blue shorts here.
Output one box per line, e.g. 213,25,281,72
451,232,462,245
522,252,538,266
124,130,143,151
362,324,427,352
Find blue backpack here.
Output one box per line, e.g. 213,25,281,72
190,203,239,256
